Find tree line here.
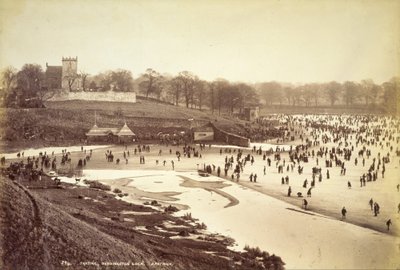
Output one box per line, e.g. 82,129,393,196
0,63,398,114
257,79,399,114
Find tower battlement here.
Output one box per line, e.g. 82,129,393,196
62,56,78,61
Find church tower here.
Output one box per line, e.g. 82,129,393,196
61,56,79,91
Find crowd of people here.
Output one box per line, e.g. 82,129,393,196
1,114,399,234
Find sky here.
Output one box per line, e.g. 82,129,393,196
0,0,399,84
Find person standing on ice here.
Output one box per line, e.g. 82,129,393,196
307,187,312,197
288,186,292,197
369,198,374,210
303,199,308,210
303,179,308,188
374,202,380,216
386,219,392,231
341,207,347,220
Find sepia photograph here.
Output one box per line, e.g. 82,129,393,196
0,0,399,269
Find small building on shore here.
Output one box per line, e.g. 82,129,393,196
242,107,259,122
117,123,136,143
86,123,136,143
191,122,250,147
193,125,214,142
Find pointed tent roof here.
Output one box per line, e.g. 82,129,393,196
117,123,135,136
86,124,119,136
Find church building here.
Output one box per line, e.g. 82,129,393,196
45,57,81,91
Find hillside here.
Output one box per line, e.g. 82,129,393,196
0,175,284,269
0,99,251,149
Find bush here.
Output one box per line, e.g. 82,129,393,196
83,179,111,191
243,245,285,270
183,212,194,221
113,188,122,194
164,205,179,213
195,222,207,230
178,230,190,237
244,245,265,258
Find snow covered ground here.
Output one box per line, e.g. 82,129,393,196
80,169,400,269
1,145,109,160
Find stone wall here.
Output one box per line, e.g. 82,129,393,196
51,91,136,103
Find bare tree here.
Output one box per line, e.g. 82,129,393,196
193,79,207,110
1,66,17,106
237,83,258,111
80,71,89,91
302,84,314,107
325,81,341,107
343,81,358,106
1,66,17,93
214,80,229,115
139,68,162,98
258,82,282,106
111,69,134,92
17,64,44,97
309,83,321,107
382,77,399,114
168,77,182,105
208,81,217,114
284,87,294,106
177,71,196,108
360,79,374,106
64,74,78,91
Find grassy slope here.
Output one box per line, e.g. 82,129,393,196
0,99,249,147
0,176,285,270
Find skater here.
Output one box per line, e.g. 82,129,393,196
288,186,292,197
341,207,347,220
347,181,352,188
386,219,392,231
374,202,380,216
303,199,308,210
307,187,312,197
369,198,374,210
303,179,308,188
